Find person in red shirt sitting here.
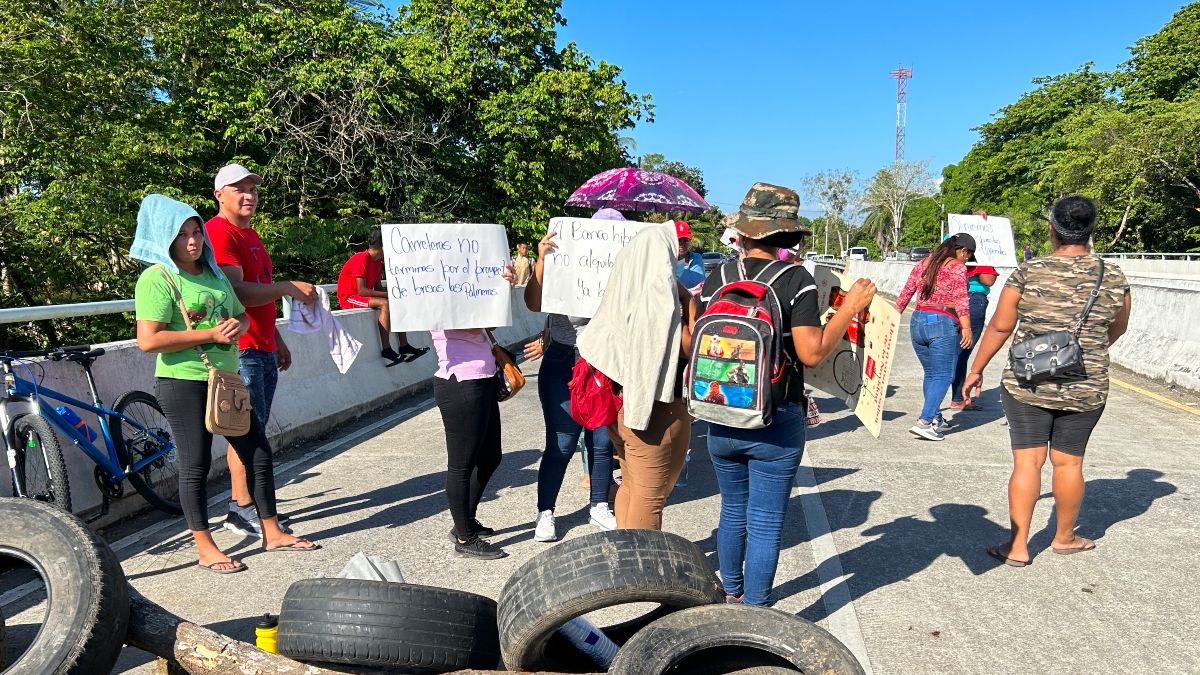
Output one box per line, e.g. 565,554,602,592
337,229,427,365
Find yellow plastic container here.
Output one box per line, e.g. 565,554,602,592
255,614,279,653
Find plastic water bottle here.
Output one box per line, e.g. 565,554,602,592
557,616,618,668
255,614,279,653
56,406,97,442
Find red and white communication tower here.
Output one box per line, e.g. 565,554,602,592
890,67,913,162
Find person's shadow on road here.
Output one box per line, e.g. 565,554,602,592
1029,468,1177,552
780,503,1010,623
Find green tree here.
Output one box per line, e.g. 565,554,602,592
638,152,708,197
861,161,938,255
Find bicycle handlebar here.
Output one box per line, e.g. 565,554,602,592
0,345,100,362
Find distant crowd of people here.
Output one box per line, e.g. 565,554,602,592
128,164,1132,597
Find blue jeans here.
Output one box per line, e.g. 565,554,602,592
910,310,960,423
952,293,989,402
536,344,613,510
707,403,806,605
239,349,279,429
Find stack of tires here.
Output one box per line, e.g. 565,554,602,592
0,499,131,675
276,529,865,674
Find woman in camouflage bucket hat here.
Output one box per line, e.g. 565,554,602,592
963,195,1132,567
700,183,875,605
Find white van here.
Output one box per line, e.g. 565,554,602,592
847,247,869,261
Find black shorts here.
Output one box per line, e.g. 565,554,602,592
1000,388,1104,456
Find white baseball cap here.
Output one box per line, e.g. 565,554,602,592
213,163,263,191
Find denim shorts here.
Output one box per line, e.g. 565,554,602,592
239,349,278,428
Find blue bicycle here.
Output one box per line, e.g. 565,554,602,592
1,345,182,517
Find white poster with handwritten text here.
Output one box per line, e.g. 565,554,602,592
540,217,651,318
947,214,1018,268
382,223,512,332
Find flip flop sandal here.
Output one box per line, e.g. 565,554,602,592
400,346,430,362
1051,539,1096,555
264,539,321,553
198,560,246,574
987,545,1032,567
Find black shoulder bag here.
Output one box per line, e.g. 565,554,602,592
1009,258,1105,386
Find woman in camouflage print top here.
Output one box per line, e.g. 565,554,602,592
963,196,1131,567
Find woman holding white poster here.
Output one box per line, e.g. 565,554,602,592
433,269,517,561
521,208,621,542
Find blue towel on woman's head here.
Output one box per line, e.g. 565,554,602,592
129,194,224,278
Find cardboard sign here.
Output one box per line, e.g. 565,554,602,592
806,268,900,438
948,214,1018,268
540,217,652,318
381,223,512,331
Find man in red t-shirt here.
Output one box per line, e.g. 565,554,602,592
336,228,427,365
205,163,317,538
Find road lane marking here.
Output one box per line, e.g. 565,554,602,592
1111,377,1200,416
795,453,875,674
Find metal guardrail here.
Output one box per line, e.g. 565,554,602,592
0,284,339,326
1100,253,1200,261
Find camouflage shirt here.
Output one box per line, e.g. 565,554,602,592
1001,255,1129,411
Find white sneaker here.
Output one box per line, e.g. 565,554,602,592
909,422,945,441
589,503,617,531
534,509,557,542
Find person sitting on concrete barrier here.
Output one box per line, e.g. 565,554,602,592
433,267,517,561
336,228,428,366
521,209,620,543
699,183,875,606
578,222,697,531
963,195,1131,567
131,194,319,574
896,232,976,441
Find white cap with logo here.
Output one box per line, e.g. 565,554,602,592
213,163,263,191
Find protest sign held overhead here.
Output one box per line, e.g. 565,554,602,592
947,214,1018,268
382,223,512,332
806,267,900,438
540,216,652,318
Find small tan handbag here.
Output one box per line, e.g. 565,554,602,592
485,329,525,402
158,267,253,436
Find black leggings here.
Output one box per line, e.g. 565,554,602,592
155,377,278,531
433,375,502,538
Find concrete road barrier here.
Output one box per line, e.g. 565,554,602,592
1,294,544,521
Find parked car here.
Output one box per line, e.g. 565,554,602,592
884,250,904,261
846,246,869,261
907,246,931,262
701,251,727,274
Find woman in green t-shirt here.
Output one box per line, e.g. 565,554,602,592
131,194,318,574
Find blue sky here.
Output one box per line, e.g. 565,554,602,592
555,0,1190,213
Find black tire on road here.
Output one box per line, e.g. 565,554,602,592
1,608,8,670
608,604,865,675
11,415,71,514
497,529,725,673
111,390,183,515
0,498,130,675
277,578,501,673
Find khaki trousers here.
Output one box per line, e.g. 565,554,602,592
609,398,691,530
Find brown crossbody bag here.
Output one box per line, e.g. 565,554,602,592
157,266,253,436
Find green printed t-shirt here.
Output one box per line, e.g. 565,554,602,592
135,266,246,381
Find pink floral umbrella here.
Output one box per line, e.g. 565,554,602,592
565,168,711,213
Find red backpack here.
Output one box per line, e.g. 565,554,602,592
568,357,622,430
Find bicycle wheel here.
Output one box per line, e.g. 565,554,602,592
112,390,182,515
12,414,72,513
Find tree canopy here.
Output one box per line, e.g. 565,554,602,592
0,0,651,348
939,3,1200,254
